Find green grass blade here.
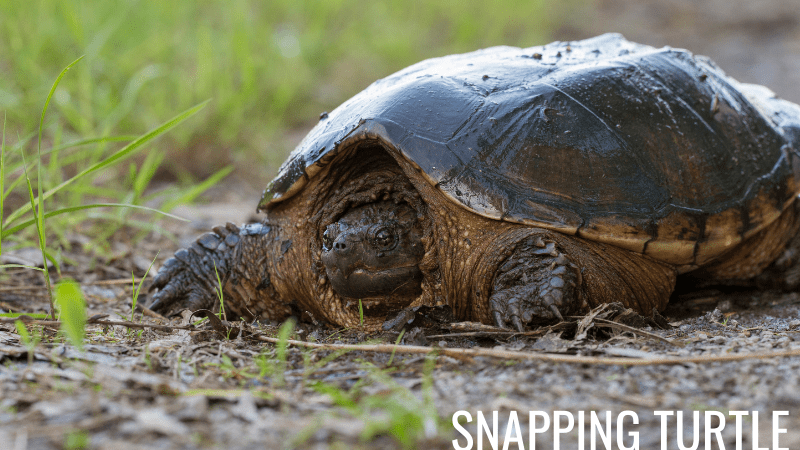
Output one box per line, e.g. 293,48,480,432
41,247,60,275
275,318,296,387
35,57,84,270
54,279,86,351
1,202,188,238
387,328,406,367
4,100,210,225
40,135,138,157
160,165,233,211
132,151,164,198
39,56,85,156
213,261,225,321
14,320,35,364
15,320,31,344
131,252,159,321
20,146,55,316
1,112,5,256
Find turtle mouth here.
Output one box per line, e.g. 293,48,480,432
346,265,419,281
327,264,423,300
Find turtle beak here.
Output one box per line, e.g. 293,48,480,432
329,232,365,278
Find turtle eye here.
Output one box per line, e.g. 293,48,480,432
322,227,334,250
373,227,397,250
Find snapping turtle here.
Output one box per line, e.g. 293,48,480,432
149,33,800,331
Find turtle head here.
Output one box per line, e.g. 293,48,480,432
321,201,424,308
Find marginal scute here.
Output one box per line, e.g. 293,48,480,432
578,216,652,253
654,210,703,243
694,207,744,265
515,200,582,235
743,186,789,239
644,239,696,266
644,210,704,265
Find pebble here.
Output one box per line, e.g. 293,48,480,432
123,409,189,436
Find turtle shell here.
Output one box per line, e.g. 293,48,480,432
260,33,800,269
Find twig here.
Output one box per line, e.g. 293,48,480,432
87,278,145,286
0,301,18,310
429,321,566,339
426,329,551,339
592,318,678,346
89,318,191,332
254,335,800,366
0,316,194,332
134,303,167,320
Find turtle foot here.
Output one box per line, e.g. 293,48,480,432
148,223,240,315
489,236,581,331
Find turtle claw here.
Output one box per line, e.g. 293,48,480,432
148,257,218,315
548,304,564,322
492,310,505,329
511,315,525,332
489,292,528,331
147,296,167,313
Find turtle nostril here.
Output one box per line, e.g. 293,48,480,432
334,241,348,252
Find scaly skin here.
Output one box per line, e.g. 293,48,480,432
149,223,240,313
489,236,581,329
149,223,276,318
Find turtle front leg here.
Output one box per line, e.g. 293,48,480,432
489,235,582,331
148,223,244,315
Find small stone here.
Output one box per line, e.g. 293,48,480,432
231,391,259,423
131,409,188,436
175,395,208,420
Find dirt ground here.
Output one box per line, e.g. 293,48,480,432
3,209,800,449
3,0,800,449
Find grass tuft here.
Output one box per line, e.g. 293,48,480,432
3,56,212,320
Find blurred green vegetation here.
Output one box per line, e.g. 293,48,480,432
0,0,583,181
